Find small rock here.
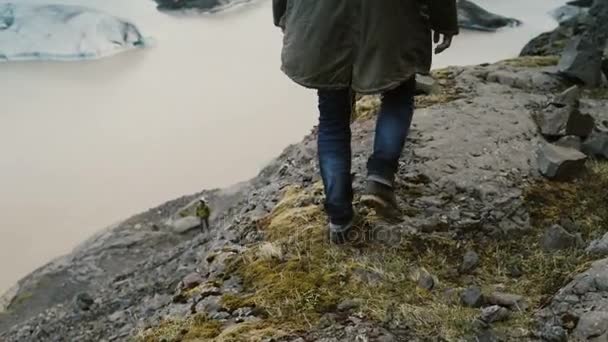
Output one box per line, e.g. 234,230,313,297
415,74,438,95
318,313,338,329
75,292,94,311
552,85,581,107
221,275,243,294
181,272,204,291
410,267,436,290
507,264,523,278
210,311,230,320
460,250,480,274
486,292,527,311
337,299,361,312
586,232,608,256
480,305,510,324
232,306,253,318
582,128,608,159
537,143,587,180
558,35,604,87
475,328,500,342
541,325,568,342
461,286,484,308
108,310,126,322
353,267,384,285
442,288,462,305
542,224,583,251
573,311,608,340
555,135,583,150
197,283,222,298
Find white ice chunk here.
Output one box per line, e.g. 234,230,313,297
0,3,148,62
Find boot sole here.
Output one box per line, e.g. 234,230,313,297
361,194,403,222
328,218,355,245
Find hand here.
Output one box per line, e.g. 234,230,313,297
433,31,453,55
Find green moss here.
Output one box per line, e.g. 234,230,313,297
500,56,560,68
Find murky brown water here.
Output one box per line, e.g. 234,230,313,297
0,0,564,294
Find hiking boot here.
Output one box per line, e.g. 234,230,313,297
329,217,355,245
361,180,402,221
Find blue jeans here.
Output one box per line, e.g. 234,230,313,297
317,78,415,225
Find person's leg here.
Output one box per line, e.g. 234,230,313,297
363,78,415,217
317,88,354,228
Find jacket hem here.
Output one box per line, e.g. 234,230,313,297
283,69,427,95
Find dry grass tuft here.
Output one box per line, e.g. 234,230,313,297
499,56,560,68
137,314,222,341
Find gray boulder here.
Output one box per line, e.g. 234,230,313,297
541,325,568,342
542,224,584,251
582,127,608,159
551,5,588,24
558,36,604,86
461,286,484,308
556,135,583,150
586,232,608,256
573,311,608,340
557,0,608,87
537,144,588,180
535,105,595,138
457,0,521,32
552,85,582,107
415,74,438,95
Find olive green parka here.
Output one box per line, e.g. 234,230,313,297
273,0,458,94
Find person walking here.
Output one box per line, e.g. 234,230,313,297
195,197,211,232
273,0,458,243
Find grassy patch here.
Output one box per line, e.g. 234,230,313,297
499,56,560,68
137,314,222,341
353,68,465,124
352,95,381,122
224,162,608,339
214,322,287,342
416,68,465,109
141,161,608,340
525,161,608,241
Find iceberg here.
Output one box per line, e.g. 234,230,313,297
154,0,253,12
0,3,147,62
